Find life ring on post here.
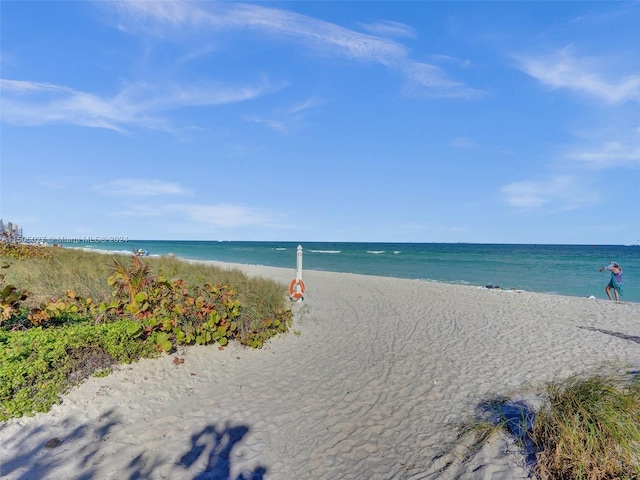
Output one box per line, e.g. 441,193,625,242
289,278,305,300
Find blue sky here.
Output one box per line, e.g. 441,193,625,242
1,1,639,244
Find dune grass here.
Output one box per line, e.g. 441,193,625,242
3,247,114,307
455,373,640,479
3,247,286,321
532,374,640,479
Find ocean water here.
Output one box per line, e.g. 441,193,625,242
56,241,640,303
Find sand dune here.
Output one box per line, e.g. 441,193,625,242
2,263,640,479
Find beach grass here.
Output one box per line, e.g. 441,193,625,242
532,374,640,479
456,373,640,479
1,245,293,420
3,247,114,307
3,247,285,319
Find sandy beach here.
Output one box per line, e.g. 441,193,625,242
2,263,640,479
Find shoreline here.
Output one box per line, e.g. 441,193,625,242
3,259,640,478
61,245,638,304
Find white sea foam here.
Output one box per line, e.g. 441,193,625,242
69,246,134,256
309,250,341,254
367,250,385,254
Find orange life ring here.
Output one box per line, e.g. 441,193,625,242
289,278,305,299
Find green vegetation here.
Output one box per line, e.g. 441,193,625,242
0,242,51,260
455,373,640,479
0,319,156,419
532,374,640,479
1,245,293,420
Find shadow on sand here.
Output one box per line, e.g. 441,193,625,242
579,325,640,345
0,409,266,480
425,396,537,479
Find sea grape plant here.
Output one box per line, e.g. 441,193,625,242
117,275,244,352
27,290,99,326
104,256,292,351
0,263,29,323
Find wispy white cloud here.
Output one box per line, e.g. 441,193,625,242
108,1,408,62
567,140,640,169
110,1,195,33
243,97,322,133
174,203,274,228
287,97,321,114
96,178,191,197
501,174,598,210
243,115,287,132
3,2,483,133
502,130,639,210
402,62,484,98
357,20,417,39
119,201,280,229
515,46,640,103
0,78,280,132
0,79,131,132
118,80,280,113
0,79,72,95
107,1,479,98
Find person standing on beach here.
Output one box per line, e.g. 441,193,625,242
599,262,623,301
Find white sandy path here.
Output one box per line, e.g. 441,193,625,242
2,263,640,480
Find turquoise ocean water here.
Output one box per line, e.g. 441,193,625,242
60,240,640,302
56,241,640,303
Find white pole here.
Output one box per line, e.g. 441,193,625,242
296,245,303,281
